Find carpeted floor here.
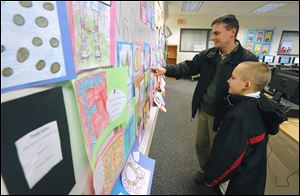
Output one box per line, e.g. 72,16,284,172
149,79,217,195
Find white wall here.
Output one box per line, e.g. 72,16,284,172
167,14,299,64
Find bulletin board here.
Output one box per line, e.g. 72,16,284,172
244,28,274,57
1,1,166,195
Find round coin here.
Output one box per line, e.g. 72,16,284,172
50,62,60,73
50,38,59,48
13,14,25,26
17,47,29,62
2,67,13,77
35,16,48,28
32,37,43,46
43,2,54,11
36,60,46,70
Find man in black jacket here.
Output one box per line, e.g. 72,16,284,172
150,14,258,183
204,61,286,194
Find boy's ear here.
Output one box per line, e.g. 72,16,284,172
243,81,252,90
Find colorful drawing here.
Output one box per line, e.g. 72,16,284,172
133,41,144,80
111,146,156,195
120,147,155,195
73,67,128,162
254,44,262,55
154,1,163,30
147,2,154,28
74,71,109,160
246,30,256,42
124,115,135,160
93,126,125,195
1,1,75,93
144,43,151,71
69,1,115,72
245,43,254,52
116,41,133,77
264,31,273,42
261,44,270,55
256,31,264,42
143,97,150,128
279,40,293,55
140,1,148,24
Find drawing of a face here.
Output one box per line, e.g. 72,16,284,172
134,48,141,72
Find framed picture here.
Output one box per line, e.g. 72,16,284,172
261,44,270,55
245,43,254,52
246,30,256,42
256,31,264,42
264,31,273,42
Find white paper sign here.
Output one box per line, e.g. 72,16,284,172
107,88,127,121
15,121,63,189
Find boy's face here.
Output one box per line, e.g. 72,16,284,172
227,68,247,95
211,23,236,49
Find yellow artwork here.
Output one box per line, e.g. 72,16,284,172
254,44,261,55
264,31,272,42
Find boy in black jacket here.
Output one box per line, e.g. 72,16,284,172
204,62,286,194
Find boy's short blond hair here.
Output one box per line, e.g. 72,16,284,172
236,62,271,91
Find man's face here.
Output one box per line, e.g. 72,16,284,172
211,23,237,49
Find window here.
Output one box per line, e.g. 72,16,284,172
278,31,299,56
180,29,212,52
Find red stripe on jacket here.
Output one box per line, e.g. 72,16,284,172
207,132,266,187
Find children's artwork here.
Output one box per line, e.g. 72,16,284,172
117,41,133,77
256,31,264,42
144,43,151,71
122,146,155,195
143,98,150,128
279,40,293,55
154,1,163,30
124,115,136,160
244,28,274,57
147,2,154,30
73,67,128,163
245,43,254,52
133,41,144,80
1,1,75,93
254,44,262,55
264,31,273,42
154,91,166,112
135,101,144,145
261,44,270,55
68,1,116,73
111,146,155,195
246,30,256,42
140,1,148,25
93,126,125,195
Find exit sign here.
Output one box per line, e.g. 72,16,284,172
177,18,185,25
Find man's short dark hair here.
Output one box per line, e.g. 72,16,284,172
211,14,239,37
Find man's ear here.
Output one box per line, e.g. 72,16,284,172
231,28,237,38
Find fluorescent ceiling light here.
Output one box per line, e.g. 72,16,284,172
251,3,287,14
182,1,203,12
